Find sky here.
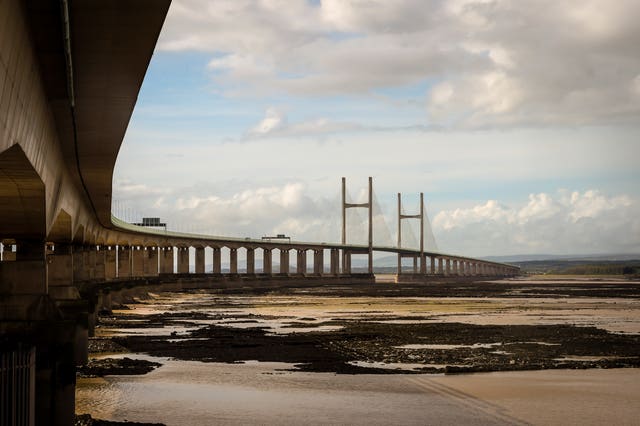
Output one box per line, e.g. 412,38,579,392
113,0,640,257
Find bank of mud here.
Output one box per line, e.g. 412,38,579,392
89,280,640,375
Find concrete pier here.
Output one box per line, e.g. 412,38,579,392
132,248,145,277
160,247,174,274
178,247,189,274
263,249,272,274
213,247,222,274
297,250,307,275
330,249,339,275
195,247,205,274
280,249,289,274
230,248,238,274
118,246,132,278
314,250,324,275
246,248,255,274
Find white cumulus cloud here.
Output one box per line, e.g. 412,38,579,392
433,190,640,256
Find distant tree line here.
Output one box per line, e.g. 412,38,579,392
554,264,639,275
516,260,640,275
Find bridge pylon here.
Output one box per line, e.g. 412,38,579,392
397,192,426,275
342,177,373,274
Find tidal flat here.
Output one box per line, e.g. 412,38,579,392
77,277,640,425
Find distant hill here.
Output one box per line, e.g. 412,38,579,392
481,253,640,263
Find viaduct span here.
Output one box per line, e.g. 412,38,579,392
0,1,517,424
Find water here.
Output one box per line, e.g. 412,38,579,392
77,289,640,425
76,358,640,425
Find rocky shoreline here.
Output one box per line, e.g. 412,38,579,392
77,357,162,378
75,414,164,426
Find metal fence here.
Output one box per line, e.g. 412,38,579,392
0,347,35,426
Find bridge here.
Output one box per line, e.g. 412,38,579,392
0,1,517,424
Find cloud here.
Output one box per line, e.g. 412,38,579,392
249,107,287,135
158,0,640,128
113,173,640,256
433,190,640,256
245,107,362,139
114,180,342,242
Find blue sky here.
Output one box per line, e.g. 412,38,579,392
114,0,640,257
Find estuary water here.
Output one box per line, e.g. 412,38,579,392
77,356,640,425
76,287,640,425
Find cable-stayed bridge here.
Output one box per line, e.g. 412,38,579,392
0,1,516,423
102,176,517,280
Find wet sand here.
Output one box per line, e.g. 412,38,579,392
77,277,640,424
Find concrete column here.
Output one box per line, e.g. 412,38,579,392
430,256,436,274
177,247,190,274
229,248,238,274
330,249,339,275
413,256,418,274
105,247,117,279
212,247,221,274
195,247,205,274
145,247,159,276
132,247,145,277
314,250,324,275
343,251,352,274
279,249,289,274
85,247,96,280
94,248,106,280
73,247,86,282
445,258,451,276
45,244,82,302
117,246,131,278
47,244,73,288
263,249,272,275
160,247,174,274
296,249,307,275
437,257,443,274
452,259,459,275
246,248,255,274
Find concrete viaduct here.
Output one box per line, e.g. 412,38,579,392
0,1,517,424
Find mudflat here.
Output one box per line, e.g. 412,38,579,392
92,277,640,375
